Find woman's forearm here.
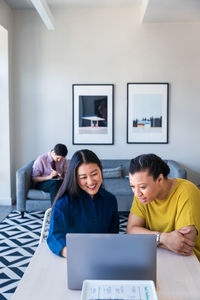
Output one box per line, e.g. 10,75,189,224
127,225,157,235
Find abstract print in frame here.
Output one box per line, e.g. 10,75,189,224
127,83,169,144
73,84,114,145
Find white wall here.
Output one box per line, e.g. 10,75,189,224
0,27,10,204
0,0,12,29
0,0,13,205
13,3,200,188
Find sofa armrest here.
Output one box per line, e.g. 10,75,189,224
16,160,34,211
165,160,187,179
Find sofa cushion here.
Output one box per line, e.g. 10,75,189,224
103,178,132,196
103,166,122,178
101,160,130,177
27,189,50,200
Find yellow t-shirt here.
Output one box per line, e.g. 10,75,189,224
130,178,200,261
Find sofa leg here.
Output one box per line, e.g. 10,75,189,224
21,211,24,218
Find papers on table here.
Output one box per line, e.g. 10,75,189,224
81,280,158,300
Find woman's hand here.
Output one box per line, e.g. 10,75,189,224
160,230,195,256
60,246,67,258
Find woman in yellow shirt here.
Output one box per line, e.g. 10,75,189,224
127,154,200,261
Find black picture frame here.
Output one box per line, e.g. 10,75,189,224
127,82,169,144
73,84,114,145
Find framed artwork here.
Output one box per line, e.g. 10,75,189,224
127,83,169,144
73,84,114,145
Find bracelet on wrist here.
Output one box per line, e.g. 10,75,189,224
156,232,161,246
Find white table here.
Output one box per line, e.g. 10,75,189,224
11,241,200,300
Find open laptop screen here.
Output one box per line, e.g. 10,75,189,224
67,233,157,290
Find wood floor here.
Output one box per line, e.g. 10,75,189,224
0,205,15,222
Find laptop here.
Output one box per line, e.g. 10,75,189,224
66,233,157,290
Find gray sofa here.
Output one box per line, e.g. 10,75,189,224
16,159,187,217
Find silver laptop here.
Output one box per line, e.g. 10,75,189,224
66,233,157,290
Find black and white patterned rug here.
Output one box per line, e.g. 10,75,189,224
0,210,128,300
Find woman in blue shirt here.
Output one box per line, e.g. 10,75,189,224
47,149,119,257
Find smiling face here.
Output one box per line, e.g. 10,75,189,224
129,170,163,204
77,163,103,198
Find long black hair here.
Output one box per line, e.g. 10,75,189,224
129,153,170,180
52,149,102,207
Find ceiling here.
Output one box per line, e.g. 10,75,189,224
143,0,200,23
3,0,200,23
3,0,140,9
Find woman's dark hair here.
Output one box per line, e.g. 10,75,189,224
129,154,170,180
52,149,102,208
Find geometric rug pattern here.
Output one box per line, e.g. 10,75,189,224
0,210,128,300
0,211,44,300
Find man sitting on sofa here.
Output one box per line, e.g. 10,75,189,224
32,143,68,204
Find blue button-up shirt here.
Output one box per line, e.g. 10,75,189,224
47,186,119,256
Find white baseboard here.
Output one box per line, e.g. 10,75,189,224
0,197,12,205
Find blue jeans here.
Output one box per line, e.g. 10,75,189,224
35,179,63,204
